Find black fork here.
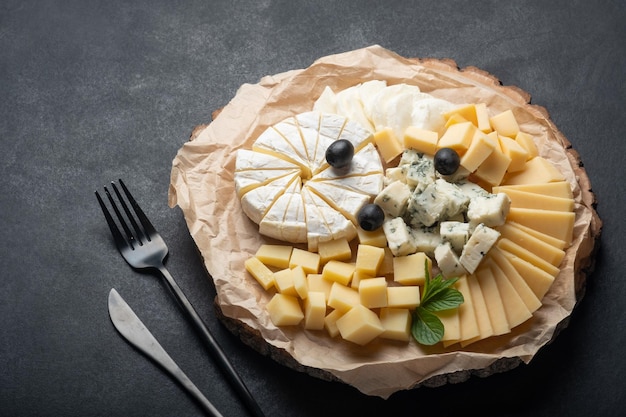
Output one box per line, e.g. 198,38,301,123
96,180,265,417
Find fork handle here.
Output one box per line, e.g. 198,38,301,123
157,265,266,417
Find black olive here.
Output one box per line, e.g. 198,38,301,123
434,147,461,176
357,204,385,231
325,139,354,169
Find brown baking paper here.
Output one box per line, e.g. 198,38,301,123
168,45,601,398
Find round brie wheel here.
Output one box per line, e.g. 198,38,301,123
234,111,384,251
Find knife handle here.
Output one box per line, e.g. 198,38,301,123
158,266,266,417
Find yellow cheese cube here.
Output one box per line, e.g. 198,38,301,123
378,247,395,276
503,156,565,185
324,309,344,337
304,291,327,330
515,131,539,158
489,109,519,137
355,244,385,275
244,257,275,291
473,137,512,186
374,127,404,163
403,126,439,155
444,104,478,126
498,135,528,173
459,129,497,172
289,248,321,274
359,277,388,308
492,181,573,199
393,252,432,285
273,268,298,297
322,260,355,286
474,103,492,133
336,304,385,345
357,227,388,247
379,308,411,342
254,244,293,269
307,274,333,301
437,121,475,154
317,238,352,264
351,269,373,290
328,282,360,312
475,265,510,336
444,112,469,128
292,265,309,300
266,293,304,326
387,286,421,309
506,207,575,243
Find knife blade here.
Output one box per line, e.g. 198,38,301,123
107,288,224,417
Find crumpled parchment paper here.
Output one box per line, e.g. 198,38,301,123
168,45,601,398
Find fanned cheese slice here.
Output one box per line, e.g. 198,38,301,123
236,111,382,244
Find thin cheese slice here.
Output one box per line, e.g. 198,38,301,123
497,223,566,267
506,207,575,244
489,261,532,328
497,188,574,212
500,249,555,300
475,264,510,336
488,247,542,313
462,273,494,346
492,181,573,199
503,156,565,185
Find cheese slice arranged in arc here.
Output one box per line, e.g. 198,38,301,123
236,111,382,246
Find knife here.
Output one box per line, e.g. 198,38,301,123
108,288,224,417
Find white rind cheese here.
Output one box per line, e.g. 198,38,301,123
236,111,383,248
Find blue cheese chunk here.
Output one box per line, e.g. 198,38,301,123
410,225,442,258
404,155,436,192
434,242,467,278
374,180,411,217
407,179,469,227
382,217,417,256
439,221,470,254
467,192,511,230
459,223,501,273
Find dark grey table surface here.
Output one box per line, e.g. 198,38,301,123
2,1,624,416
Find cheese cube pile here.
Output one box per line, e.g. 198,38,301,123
245,240,426,346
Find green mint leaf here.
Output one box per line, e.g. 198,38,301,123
421,276,459,306
412,308,444,346
422,288,464,312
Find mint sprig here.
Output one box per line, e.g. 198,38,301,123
411,263,464,346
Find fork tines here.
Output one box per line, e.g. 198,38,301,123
96,179,154,250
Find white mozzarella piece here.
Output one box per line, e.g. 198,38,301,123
410,97,456,132
335,85,375,132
